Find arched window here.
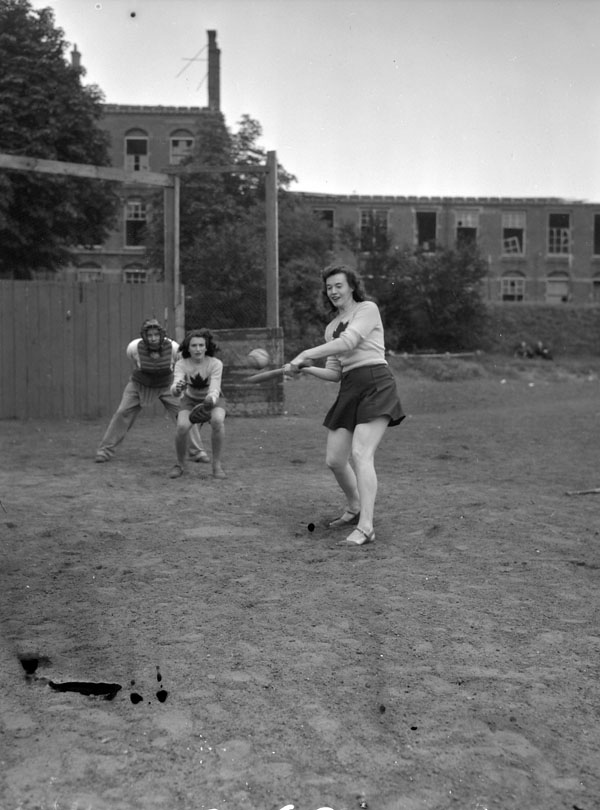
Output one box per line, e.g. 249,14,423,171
77,262,103,282
546,271,570,304
170,129,194,165
501,272,525,302
124,128,149,172
123,262,147,284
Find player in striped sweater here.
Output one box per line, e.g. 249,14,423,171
95,318,207,464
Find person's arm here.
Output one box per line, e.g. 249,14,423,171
205,359,223,404
289,336,349,368
289,303,378,369
284,349,341,382
300,364,341,382
171,360,187,396
125,340,140,370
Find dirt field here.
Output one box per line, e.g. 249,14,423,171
1,354,599,810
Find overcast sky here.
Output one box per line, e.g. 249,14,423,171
29,0,600,201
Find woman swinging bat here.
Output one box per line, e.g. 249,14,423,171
284,262,405,546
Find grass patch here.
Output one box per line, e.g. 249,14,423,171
388,351,600,383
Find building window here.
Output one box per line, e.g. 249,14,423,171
548,213,570,254
77,264,103,282
455,210,479,248
593,214,600,256
359,209,388,251
170,130,194,165
416,211,437,251
502,212,526,255
546,272,570,303
125,200,147,247
501,274,525,301
125,130,149,172
123,268,148,284
313,208,335,247
313,208,335,228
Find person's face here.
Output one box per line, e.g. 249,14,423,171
189,336,207,359
325,272,354,309
146,328,161,347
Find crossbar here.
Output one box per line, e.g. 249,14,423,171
0,153,174,187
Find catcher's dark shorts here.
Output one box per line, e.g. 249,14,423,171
323,364,405,432
179,394,226,414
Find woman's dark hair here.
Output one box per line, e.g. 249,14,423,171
320,261,367,313
180,328,218,358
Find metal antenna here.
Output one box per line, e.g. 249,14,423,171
175,44,207,78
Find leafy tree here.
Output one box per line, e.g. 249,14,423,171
379,245,489,351
338,216,489,351
0,0,118,277
146,114,332,344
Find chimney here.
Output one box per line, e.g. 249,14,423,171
207,30,220,111
71,44,81,69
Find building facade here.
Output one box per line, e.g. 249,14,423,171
299,192,600,305
65,31,221,285
65,30,600,306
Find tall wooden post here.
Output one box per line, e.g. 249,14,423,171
265,150,279,328
163,179,182,340
172,175,184,341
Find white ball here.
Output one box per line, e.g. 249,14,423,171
247,348,271,369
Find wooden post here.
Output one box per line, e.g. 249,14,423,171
172,175,184,341
163,184,175,338
265,150,279,328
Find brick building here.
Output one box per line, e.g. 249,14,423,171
66,31,221,284
299,192,600,305
66,31,600,306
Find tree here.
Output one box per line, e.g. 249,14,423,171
337,216,489,351
380,245,489,351
146,114,332,341
0,0,118,278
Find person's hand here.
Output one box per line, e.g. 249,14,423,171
290,352,308,369
174,378,187,394
283,363,301,379
203,393,217,407
284,356,313,378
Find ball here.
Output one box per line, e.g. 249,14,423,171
247,348,271,369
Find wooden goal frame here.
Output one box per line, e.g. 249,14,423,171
0,150,279,338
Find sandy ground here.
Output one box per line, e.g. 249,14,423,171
1,354,600,810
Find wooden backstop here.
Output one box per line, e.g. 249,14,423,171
0,281,284,420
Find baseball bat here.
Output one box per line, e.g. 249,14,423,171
246,360,313,383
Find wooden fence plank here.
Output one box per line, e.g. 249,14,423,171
0,282,16,417
82,283,101,417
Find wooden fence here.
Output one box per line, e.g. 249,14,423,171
0,281,284,420
0,281,175,419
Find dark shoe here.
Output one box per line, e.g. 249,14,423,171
95,452,110,463
212,465,227,479
168,464,184,479
328,510,360,528
338,527,375,546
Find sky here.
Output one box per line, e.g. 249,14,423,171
28,0,600,201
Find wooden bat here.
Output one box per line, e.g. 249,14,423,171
246,366,287,383
565,488,600,496
246,360,313,383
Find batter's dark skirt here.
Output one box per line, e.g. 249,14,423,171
323,364,405,431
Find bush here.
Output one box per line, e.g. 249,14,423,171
376,246,489,352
